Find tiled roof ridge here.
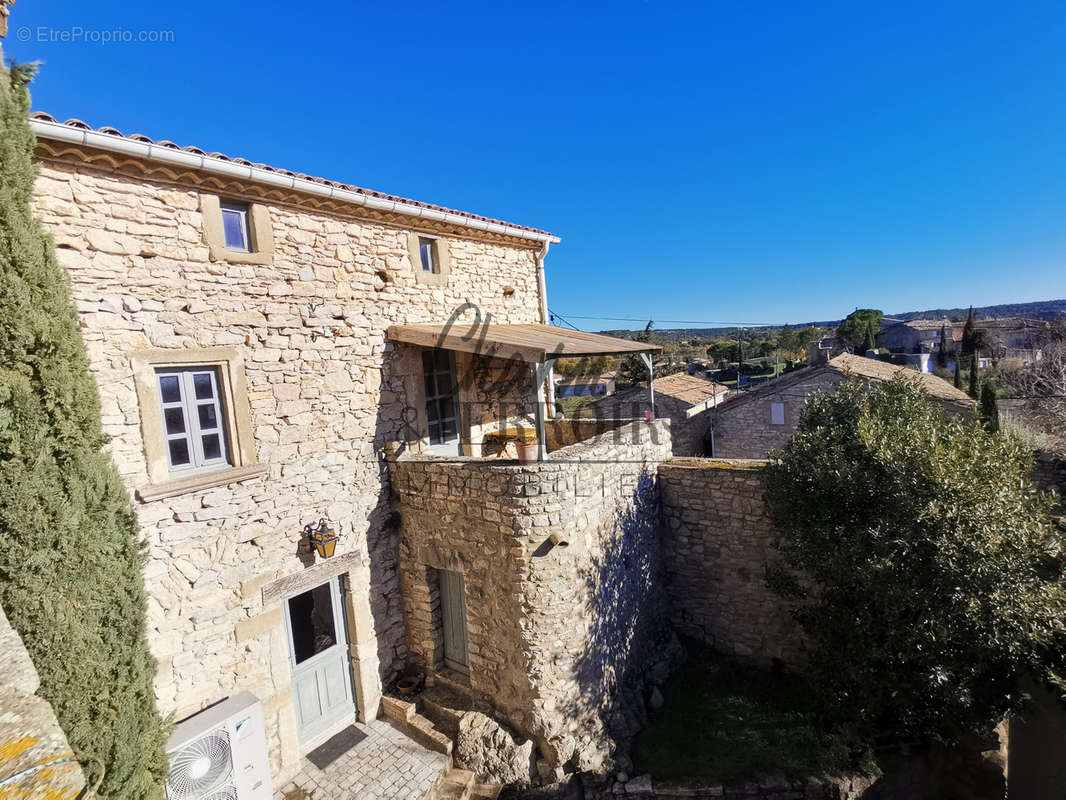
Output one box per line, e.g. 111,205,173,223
29,112,556,239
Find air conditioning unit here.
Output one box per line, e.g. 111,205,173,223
165,691,273,800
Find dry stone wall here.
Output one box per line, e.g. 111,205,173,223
31,154,544,783
391,421,677,776
1031,450,1066,499
0,604,86,799
658,460,806,668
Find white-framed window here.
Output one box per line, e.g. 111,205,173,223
770,402,785,425
156,366,231,475
418,237,438,274
220,201,251,251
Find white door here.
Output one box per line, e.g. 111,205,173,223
283,578,355,742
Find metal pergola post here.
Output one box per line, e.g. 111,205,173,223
639,353,655,420
532,358,556,461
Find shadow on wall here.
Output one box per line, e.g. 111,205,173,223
560,469,680,773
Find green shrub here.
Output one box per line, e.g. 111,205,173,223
0,63,168,797
764,376,1066,743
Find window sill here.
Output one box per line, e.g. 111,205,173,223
206,243,273,265
135,463,268,503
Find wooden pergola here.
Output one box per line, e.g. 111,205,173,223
387,323,661,460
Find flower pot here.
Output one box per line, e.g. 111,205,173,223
396,675,421,696
516,441,540,464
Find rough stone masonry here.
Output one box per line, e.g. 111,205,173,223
391,420,680,775
30,135,546,783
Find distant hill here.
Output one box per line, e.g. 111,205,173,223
890,298,1066,323
597,299,1066,342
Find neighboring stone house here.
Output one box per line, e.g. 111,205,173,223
711,353,975,459
27,112,670,787
977,317,1045,364
587,372,730,456
806,335,849,365
879,319,962,355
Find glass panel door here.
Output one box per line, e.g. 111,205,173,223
423,348,461,456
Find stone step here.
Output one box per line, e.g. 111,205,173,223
381,694,418,725
419,686,470,738
382,694,454,756
407,711,454,756
469,780,503,799
426,767,474,800
427,669,476,701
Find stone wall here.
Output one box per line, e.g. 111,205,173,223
658,459,806,668
1031,450,1066,499
588,389,712,457
31,153,544,783
711,371,843,459
391,420,676,774
580,773,875,799
0,604,86,800
543,418,629,452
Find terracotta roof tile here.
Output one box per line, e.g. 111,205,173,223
29,112,556,238
826,354,974,404
593,373,730,410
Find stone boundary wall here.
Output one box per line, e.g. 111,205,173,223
391,420,676,775
580,773,874,799
543,417,629,452
0,604,86,799
658,459,806,668
1031,450,1066,499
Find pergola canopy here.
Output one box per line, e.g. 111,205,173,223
386,322,660,364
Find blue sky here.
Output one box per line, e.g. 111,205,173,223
7,1,1066,328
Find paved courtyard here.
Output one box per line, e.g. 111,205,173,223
276,718,447,800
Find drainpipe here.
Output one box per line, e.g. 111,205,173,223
535,242,557,418
535,240,551,326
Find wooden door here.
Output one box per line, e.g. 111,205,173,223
439,569,469,672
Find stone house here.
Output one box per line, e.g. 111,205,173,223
879,319,962,355
806,335,849,365
711,353,975,459
587,372,730,456
27,112,669,788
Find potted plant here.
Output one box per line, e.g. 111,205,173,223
512,427,540,464
485,425,539,463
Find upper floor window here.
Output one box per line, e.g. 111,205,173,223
220,201,251,251
419,237,438,274
156,366,230,475
407,232,450,286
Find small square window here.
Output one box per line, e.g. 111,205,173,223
156,366,231,475
770,402,785,426
419,237,438,273
220,202,251,251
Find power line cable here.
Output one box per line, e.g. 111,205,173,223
547,309,582,331
555,314,810,328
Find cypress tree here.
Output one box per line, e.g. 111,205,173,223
936,324,948,368
954,360,962,389
862,322,877,355
968,353,980,398
962,306,976,355
0,63,168,797
980,383,1000,433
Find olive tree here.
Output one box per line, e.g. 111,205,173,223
764,376,1066,742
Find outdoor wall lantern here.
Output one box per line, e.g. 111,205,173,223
304,518,339,559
